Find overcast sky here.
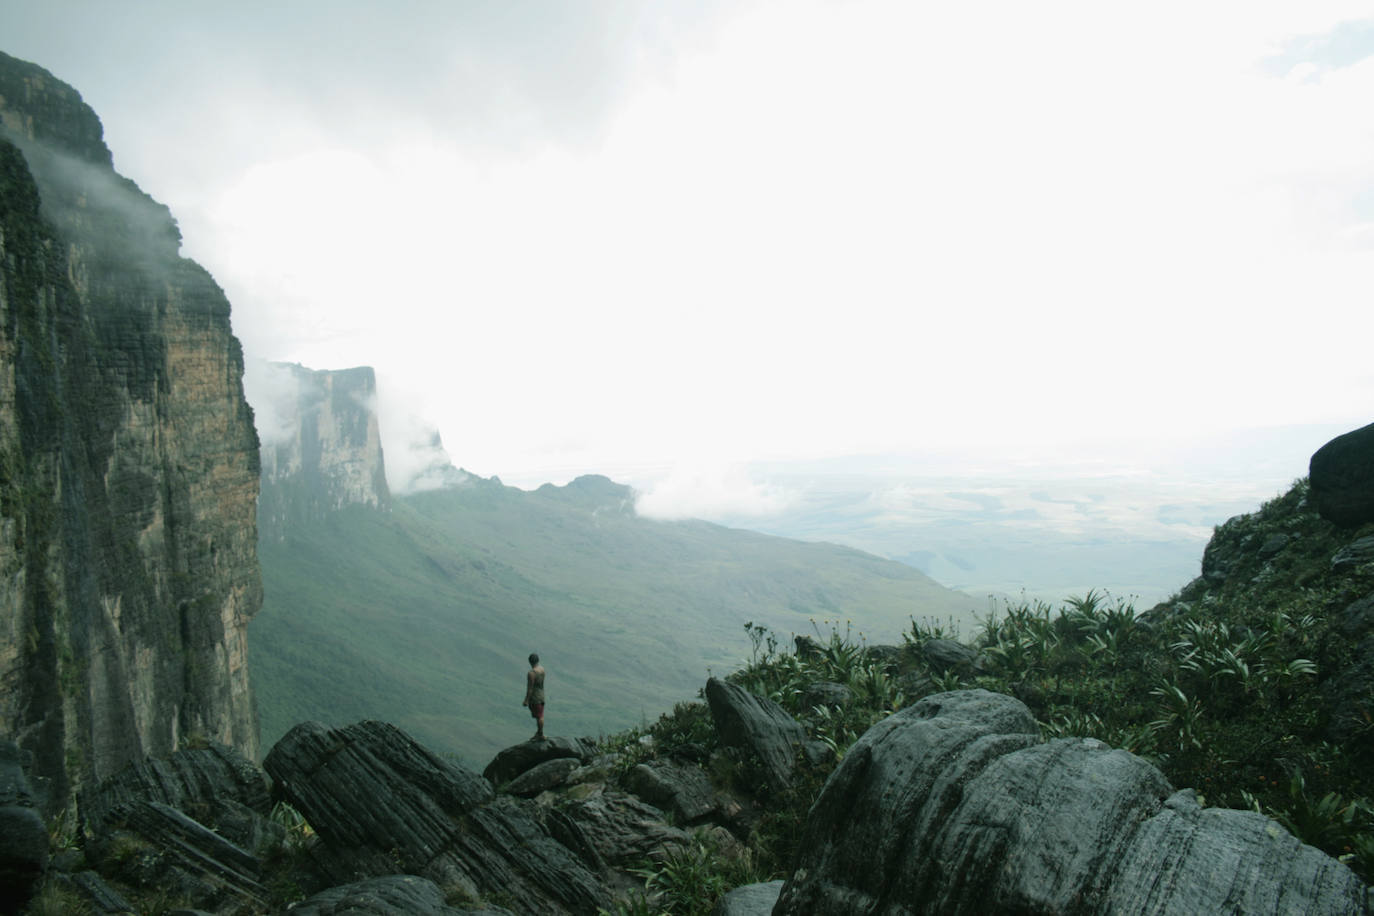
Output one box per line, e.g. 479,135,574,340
4,1,1372,523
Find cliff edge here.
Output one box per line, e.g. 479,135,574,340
0,50,261,808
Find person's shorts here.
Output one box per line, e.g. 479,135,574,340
529,703,544,719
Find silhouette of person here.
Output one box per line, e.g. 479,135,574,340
522,652,546,740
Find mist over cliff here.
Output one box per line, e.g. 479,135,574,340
0,51,261,807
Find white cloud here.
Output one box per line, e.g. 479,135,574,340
636,464,798,520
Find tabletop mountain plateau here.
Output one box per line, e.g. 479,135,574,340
1,49,1371,915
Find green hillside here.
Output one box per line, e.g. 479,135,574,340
249,474,983,765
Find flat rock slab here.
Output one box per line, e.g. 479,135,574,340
290,874,510,915
776,689,1371,915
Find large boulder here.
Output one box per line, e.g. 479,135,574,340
0,740,47,914
776,689,1370,915
545,788,693,870
705,678,807,791
80,743,276,852
265,720,609,915
482,736,597,787
623,759,719,824
1311,421,1374,527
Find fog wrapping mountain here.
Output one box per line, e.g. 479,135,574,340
0,52,261,807
251,365,985,761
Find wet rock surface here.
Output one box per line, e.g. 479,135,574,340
776,689,1370,915
265,720,610,915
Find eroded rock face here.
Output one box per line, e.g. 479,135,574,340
0,51,261,807
1312,421,1374,528
0,740,47,913
265,720,610,915
256,362,392,539
776,689,1370,915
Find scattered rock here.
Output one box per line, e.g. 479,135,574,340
546,788,692,868
87,800,269,912
712,879,785,915
1332,536,1374,572
862,645,905,671
801,681,854,711
775,689,1369,915
1311,421,1374,527
922,638,978,673
0,740,47,914
482,736,597,787
503,757,580,798
80,743,276,853
623,759,719,824
1258,532,1291,558
265,720,609,914
705,678,807,791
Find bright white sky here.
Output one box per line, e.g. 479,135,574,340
4,1,1373,525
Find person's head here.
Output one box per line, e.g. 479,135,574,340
529,652,540,667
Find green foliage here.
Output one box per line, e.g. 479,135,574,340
628,832,765,916
23,881,92,916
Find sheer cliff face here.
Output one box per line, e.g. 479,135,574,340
0,52,262,803
256,362,391,539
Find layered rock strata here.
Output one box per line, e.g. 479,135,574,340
0,51,261,805
775,689,1370,915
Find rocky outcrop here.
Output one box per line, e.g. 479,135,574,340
0,740,47,913
1312,421,1374,527
482,736,597,787
776,689,1370,915
255,361,391,538
80,743,276,854
705,677,807,791
265,720,611,914
0,51,261,807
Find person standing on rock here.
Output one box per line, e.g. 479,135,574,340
522,652,546,740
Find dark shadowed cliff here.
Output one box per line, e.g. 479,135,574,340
0,51,261,809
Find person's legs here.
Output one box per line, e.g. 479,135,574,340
531,703,545,740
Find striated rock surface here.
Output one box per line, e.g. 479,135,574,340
776,689,1370,915
0,51,261,807
482,736,597,787
265,720,610,914
1312,421,1374,528
290,874,506,915
705,677,807,791
255,361,391,538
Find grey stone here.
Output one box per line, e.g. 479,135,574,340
705,678,807,791
1311,421,1374,527
775,689,1370,915
0,739,48,913
1258,532,1291,558
289,874,471,915
1332,536,1374,572
922,637,978,673
623,759,718,824
265,720,610,915
546,788,692,868
482,736,597,787
801,681,854,711
862,644,905,670
503,757,580,798
711,880,784,915
80,743,276,853
55,870,135,915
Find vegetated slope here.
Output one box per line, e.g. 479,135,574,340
251,473,983,764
